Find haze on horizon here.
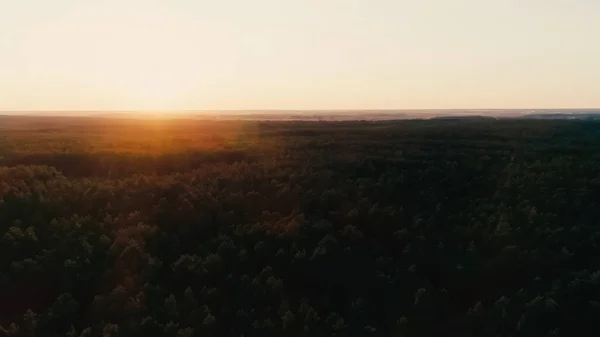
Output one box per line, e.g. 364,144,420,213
1,0,599,111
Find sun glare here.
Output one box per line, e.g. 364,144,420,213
124,77,186,111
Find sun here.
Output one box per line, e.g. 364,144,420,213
109,51,197,111
125,78,185,111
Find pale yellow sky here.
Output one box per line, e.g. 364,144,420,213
1,0,599,110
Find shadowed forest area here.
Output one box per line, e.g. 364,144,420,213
2,115,600,336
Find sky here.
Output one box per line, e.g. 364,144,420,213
1,0,599,111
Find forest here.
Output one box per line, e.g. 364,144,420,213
1,115,600,336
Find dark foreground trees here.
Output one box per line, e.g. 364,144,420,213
1,117,600,336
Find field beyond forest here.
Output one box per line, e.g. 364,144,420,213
2,115,600,336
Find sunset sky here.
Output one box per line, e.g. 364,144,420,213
1,0,599,111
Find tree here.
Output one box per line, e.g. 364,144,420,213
23,309,38,337
0,323,19,337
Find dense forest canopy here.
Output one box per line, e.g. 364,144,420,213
1,115,600,336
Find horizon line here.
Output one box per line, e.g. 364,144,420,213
2,108,600,113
